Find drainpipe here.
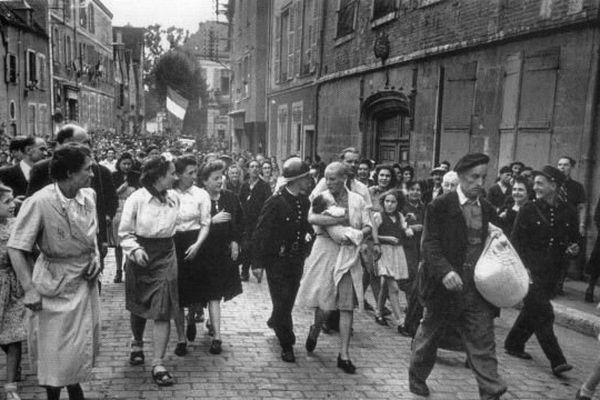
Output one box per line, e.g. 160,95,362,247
581,26,600,263
314,0,327,160
48,4,55,138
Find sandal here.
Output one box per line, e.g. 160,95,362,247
129,340,144,365
151,365,174,387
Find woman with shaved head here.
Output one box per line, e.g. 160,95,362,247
297,161,372,374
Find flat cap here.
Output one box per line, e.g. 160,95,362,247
454,153,490,174
430,166,446,176
532,165,565,186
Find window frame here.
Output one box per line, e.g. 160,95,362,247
26,49,38,86
371,0,398,28
335,0,358,42
4,53,17,84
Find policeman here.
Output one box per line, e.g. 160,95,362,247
505,165,580,376
253,157,313,362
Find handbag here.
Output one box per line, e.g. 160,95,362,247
474,235,530,308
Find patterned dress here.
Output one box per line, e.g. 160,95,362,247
0,218,26,345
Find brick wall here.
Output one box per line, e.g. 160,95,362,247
320,0,599,77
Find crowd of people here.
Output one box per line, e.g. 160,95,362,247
0,123,597,399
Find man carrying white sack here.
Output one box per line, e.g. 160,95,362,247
409,153,507,400
504,165,579,377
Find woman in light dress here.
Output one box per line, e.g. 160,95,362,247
296,162,372,374
8,143,102,400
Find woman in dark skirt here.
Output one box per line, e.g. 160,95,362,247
172,155,211,355
118,155,180,386
197,161,243,355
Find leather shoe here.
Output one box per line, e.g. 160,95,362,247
375,316,388,326
337,354,356,374
186,322,197,342
209,339,222,355
174,342,187,357
397,324,412,337
409,381,430,397
576,389,592,400
305,325,318,352
552,363,573,376
281,347,295,363
505,348,532,360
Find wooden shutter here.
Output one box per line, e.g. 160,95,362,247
274,15,281,83
287,5,295,80
294,1,302,77
311,0,319,73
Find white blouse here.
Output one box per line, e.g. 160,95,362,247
118,187,180,256
175,185,211,232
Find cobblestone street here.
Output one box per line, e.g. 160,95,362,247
3,251,598,399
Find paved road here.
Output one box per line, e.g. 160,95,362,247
6,250,600,399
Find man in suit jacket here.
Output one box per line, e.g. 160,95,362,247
239,159,272,282
26,124,118,264
408,153,507,399
487,165,513,211
0,136,47,198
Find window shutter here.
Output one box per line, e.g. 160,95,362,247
294,1,302,77
274,15,281,83
287,6,295,80
4,55,8,84
311,0,319,73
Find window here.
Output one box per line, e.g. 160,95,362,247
220,69,230,93
26,50,37,85
336,0,357,38
280,9,289,81
88,4,95,33
4,53,17,84
65,35,72,65
52,28,60,63
372,0,396,21
9,101,15,120
64,0,71,21
301,0,319,75
79,0,87,28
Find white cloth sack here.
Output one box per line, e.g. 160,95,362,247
474,235,529,308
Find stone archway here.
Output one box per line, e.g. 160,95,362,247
360,90,411,164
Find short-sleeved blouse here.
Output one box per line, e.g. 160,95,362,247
118,187,180,256
175,185,211,232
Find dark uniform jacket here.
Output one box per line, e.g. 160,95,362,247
26,159,118,243
418,191,498,312
239,178,272,241
252,188,312,264
0,164,28,197
510,199,578,291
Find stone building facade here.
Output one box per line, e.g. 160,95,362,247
0,0,51,138
229,0,269,154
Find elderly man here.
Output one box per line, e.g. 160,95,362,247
253,157,313,363
409,153,507,399
504,165,579,376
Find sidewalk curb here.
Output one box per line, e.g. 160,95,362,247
552,301,600,338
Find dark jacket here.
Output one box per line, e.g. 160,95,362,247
487,182,511,210
26,159,118,243
0,164,28,197
252,189,312,263
239,178,272,239
510,199,579,291
418,191,497,312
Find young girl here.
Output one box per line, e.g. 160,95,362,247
374,190,413,331
0,185,24,399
